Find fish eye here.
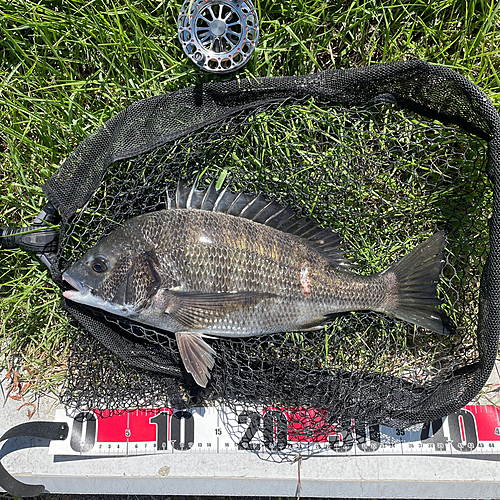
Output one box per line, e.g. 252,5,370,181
91,257,108,273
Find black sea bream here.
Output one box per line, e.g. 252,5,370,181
63,181,449,387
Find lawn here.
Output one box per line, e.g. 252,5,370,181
0,0,499,403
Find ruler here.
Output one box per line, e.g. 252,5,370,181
48,404,500,457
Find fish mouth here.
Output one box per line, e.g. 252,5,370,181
61,271,134,317
62,272,91,298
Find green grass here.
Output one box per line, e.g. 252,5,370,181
1,0,499,400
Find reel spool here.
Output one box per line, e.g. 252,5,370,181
178,0,259,73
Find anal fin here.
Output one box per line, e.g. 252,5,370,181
175,332,216,387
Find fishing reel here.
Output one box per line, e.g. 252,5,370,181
178,0,259,73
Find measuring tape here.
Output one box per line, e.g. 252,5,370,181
48,404,500,457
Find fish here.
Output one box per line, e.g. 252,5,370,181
62,180,449,387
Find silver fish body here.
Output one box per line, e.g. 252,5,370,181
63,182,448,386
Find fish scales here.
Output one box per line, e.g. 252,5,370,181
139,210,366,327
62,182,449,387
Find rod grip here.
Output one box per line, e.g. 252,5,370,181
0,226,59,253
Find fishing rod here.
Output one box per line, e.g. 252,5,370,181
0,202,59,276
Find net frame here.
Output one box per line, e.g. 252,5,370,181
41,60,500,432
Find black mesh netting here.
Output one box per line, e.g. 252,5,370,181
42,60,500,437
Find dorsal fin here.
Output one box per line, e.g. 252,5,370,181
167,180,352,268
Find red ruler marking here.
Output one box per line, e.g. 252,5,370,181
94,408,173,443
283,408,336,442
94,410,127,442
262,407,351,443
459,415,466,442
128,409,164,442
465,405,500,442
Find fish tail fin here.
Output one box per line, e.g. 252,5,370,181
378,231,452,334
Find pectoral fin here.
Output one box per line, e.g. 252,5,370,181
175,332,216,387
165,290,277,329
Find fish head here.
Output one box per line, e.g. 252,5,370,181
62,226,142,316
